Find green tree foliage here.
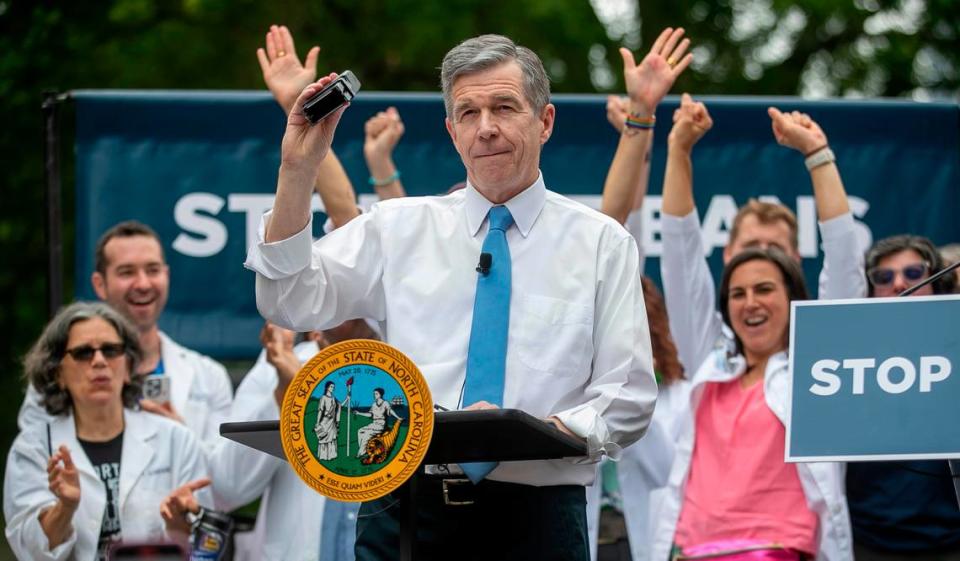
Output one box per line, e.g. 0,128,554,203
625,0,960,98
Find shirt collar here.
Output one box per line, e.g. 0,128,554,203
464,172,546,238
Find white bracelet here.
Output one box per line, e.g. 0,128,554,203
804,147,836,171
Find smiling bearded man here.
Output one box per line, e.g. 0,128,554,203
18,221,233,454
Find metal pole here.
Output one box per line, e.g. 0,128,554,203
42,90,63,320
950,460,960,511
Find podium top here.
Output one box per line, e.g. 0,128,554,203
220,408,587,464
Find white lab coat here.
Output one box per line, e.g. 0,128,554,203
4,409,210,561
587,380,688,561
648,350,853,561
18,332,234,450
210,342,333,561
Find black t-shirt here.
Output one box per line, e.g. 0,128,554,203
78,432,123,561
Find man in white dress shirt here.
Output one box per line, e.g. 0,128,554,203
245,34,664,560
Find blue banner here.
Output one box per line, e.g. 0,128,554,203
788,296,960,461
73,91,960,358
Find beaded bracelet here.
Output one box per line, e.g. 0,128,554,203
624,113,656,130
368,170,401,187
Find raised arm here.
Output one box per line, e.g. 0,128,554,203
39,446,80,549
601,27,692,225
601,96,651,223
364,107,407,200
258,25,359,231
264,73,346,242
768,107,864,299
661,93,712,217
659,94,721,373
767,108,849,221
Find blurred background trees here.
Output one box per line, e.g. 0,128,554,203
0,0,956,556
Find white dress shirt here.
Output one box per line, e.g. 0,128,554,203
245,174,657,487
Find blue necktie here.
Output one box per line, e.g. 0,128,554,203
461,205,514,483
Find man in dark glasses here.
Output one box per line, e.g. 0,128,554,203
18,221,234,454
848,234,960,561
865,235,956,297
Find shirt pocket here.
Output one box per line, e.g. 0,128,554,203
516,293,593,378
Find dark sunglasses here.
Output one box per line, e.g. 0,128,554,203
64,343,126,362
867,262,929,287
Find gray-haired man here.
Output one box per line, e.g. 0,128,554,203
245,34,666,560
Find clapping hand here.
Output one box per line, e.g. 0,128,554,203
260,322,300,388
160,477,212,535
47,445,80,511
768,107,828,154
668,93,713,153
257,24,321,115
620,27,693,118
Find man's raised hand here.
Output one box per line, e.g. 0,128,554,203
668,93,713,153
620,27,693,118
257,24,320,115
768,107,828,154
280,75,348,174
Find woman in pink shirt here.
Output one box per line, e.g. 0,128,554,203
649,248,853,561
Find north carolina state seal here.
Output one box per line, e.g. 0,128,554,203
280,339,434,501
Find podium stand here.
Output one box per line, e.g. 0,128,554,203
221,409,588,561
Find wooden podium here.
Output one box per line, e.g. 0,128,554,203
221,408,588,560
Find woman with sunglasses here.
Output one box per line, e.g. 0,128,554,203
846,234,960,561
650,248,852,561
863,234,956,297
4,301,210,561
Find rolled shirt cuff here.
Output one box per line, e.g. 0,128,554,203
553,406,622,463
243,211,314,280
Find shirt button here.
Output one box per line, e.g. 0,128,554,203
347,512,356,520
